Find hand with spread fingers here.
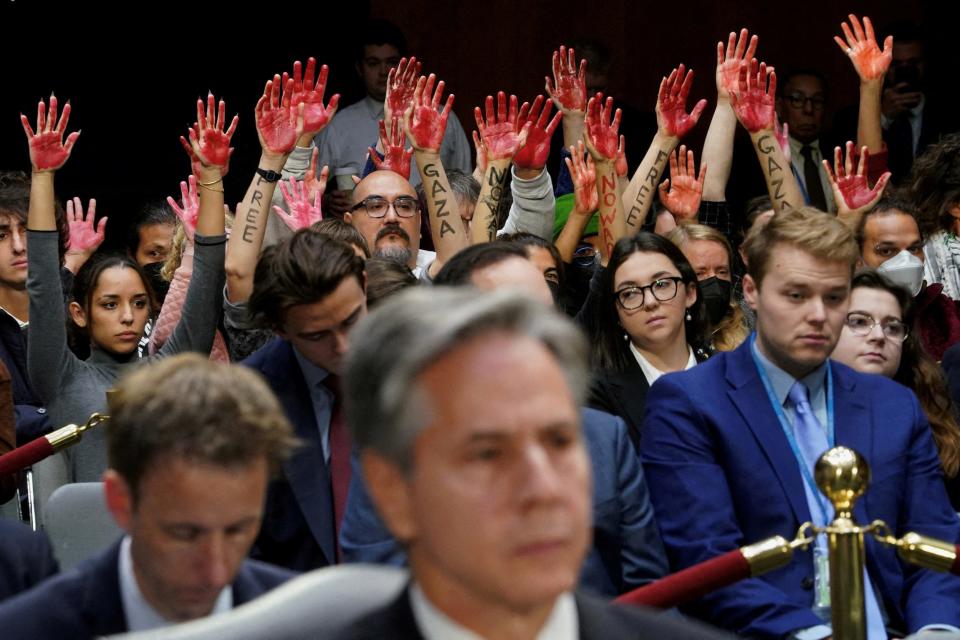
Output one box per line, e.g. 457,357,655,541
21,95,81,172
513,95,561,172
658,145,706,222
369,116,413,180
658,65,708,139
824,141,891,227
403,74,455,154
273,175,327,231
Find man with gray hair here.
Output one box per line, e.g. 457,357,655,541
336,287,729,639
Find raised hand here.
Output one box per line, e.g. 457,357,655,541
66,197,106,252
513,95,561,170
717,28,758,100
823,141,891,221
657,65,708,139
303,147,327,201
583,94,622,162
369,115,413,179
186,93,239,173
834,14,892,82
404,74,454,153
385,56,422,134
565,141,598,215
472,130,488,177
273,175,326,231
546,45,588,113
774,113,791,163
21,95,80,171
615,135,628,178
166,175,200,239
256,76,305,155
731,59,777,133
658,145,707,222
475,92,530,161
286,57,340,134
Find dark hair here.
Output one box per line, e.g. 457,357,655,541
499,232,566,295
358,19,407,60
777,68,829,98
69,253,157,352
248,229,365,329
908,134,960,238
854,193,922,249
743,195,774,232
433,242,529,286
311,218,371,258
592,232,707,371
365,257,417,309
851,270,960,477
0,171,69,263
108,354,298,500
126,201,176,257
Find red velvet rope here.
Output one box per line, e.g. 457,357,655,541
615,549,751,609
0,438,54,478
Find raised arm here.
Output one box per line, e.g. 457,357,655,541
702,29,757,201
272,170,327,232
658,145,706,228
583,95,625,262
546,45,588,152
834,14,892,154
63,197,106,274
369,116,413,179
225,75,305,303
622,65,707,232
823,141,891,229
404,73,466,274
555,141,599,263
730,60,804,213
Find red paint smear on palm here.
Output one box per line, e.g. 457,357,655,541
274,176,323,231
565,142,599,214
834,15,892,81
287,58,340,133
658,64,708,139
659,145,706,221
166,175,200,237
66,197,106,251
546,45,587,112
406,74,454,153
188,94,238,169
475,92,527,161
370,116,413,180
304,147,328,202
513,95,562,170
827,142,890,210
717,29,758,99
20,95,80,171
257,76,301,154
386,57,422,123
585,94,621,161
730,60,776,133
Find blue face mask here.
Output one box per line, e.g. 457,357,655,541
876,250,924,297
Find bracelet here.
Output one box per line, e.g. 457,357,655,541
198,182,224,193
198,177,223,186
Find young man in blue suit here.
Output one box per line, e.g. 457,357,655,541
0,354,298,638
641,207,960,638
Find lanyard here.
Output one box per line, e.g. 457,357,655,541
750,334,834,526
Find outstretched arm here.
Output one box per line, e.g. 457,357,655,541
546,45,588,152
835,14,892,154
583,95,625,262
555,141,599,263
658,145,707,227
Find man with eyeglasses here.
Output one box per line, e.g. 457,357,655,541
641,208,960,638
855,195,960,361
776,69,835,212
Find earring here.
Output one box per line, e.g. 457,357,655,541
685,310,692,321
623,333,630,342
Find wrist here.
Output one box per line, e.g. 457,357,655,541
654,131,680,148
30,170,56,181
196,166,224,185
296,132,316,148
859,80,883,95
514,167,543,181
414,149,441,160
258,153,286,172
716,93,732,106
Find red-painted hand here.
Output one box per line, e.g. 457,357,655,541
730,59,777,133
565,141,599,216
256,76,305,155
20,95,81,171
385,56,422,134
65,197,106,251
179,124,205,177
274,174,326,231
834,14,892,82
404,74,454,153
303,147,329,202
774,114,791,164
186,94,239,172
545,45,588,113
583,94,622,162
823,141,891,215
474,92,530,161
658,145,707,221
472,130,488,176
166,175,200,239
370,116,413,179
615,135,628,178
717,29,758,100
285,58,340,134
513,95,561,170
657,64,708,139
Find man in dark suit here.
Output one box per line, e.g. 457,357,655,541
336,287,730,639
243,231,366,571
0,354,298,638
642,208,960,638
0,520,57,602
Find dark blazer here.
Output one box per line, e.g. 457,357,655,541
339,407,669,597
243,337,336,571
334,586,733,639
0,520,57,602
641,340,960,637
0,539,293,639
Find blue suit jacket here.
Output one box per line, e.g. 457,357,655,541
641,340,960,637
243,337,337,570
0,520,57,602
0,539,293,639
339,407,668,596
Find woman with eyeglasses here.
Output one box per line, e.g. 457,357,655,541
832,270,960,509
588,233,709,452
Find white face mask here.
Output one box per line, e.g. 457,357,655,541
876,250,924,297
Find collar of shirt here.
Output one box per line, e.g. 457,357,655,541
0,306,27,329
751,339,827,411
789,136,822,161
629,343,697,386
118,535,232,632
363,95,385,121
292,345,332,389
409,583,578,640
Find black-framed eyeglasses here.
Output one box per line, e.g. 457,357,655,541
845,312,909,342
785,93,826,111
615,277,683,310
350,196,419,218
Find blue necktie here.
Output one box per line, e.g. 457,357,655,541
788,381,887,640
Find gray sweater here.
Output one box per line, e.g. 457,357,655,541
26,230,226,482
